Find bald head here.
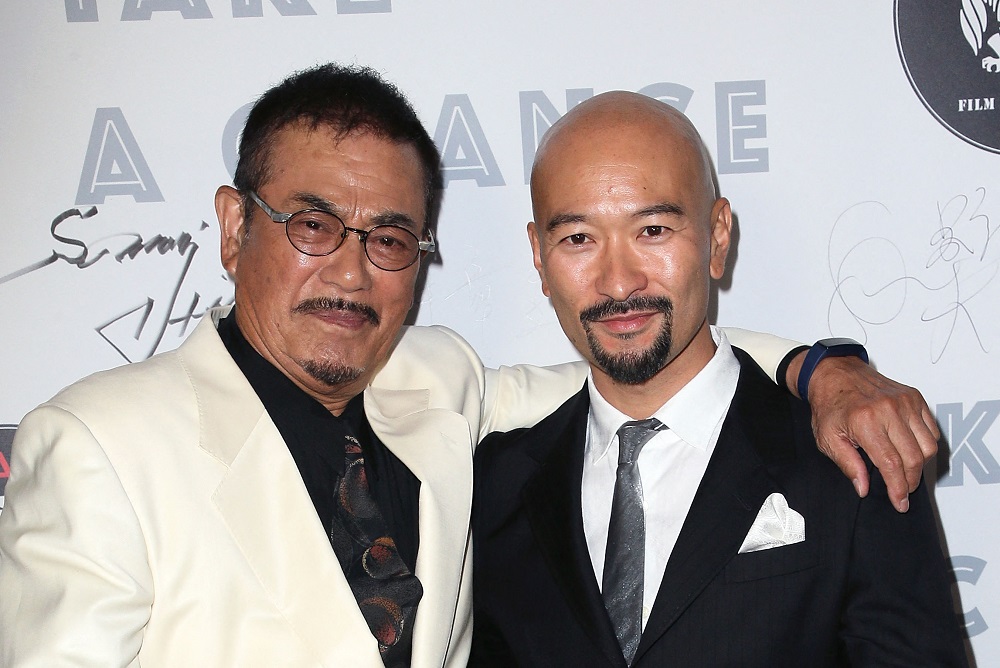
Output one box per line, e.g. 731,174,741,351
531,91,717,222
525,90,733,411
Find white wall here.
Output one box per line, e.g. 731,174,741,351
2,1,997,662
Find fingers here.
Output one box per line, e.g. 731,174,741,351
821,436,871,498
876,422,917,511
887,417,931,493
879,386,939,497
847,412,918,511
919,405,942,455
804,356,939,512
842,423,912,511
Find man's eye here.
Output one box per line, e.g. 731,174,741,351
295,216,336,234
643,226,666,237
373,234,402,248
563,233,589,245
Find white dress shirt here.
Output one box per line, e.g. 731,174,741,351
582,326,740,628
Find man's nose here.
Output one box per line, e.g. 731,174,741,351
595,242,648,302
318,230,373,292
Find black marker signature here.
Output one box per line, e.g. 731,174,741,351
827,188,998,363
1,207,234,362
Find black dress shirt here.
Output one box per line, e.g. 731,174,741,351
217,312,420,572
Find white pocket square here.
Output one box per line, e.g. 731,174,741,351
738,492,806,554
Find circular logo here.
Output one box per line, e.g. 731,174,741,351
895,0,1000,153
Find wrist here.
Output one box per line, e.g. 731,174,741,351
797,338,870,402
777,345,810,397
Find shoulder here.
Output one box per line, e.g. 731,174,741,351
41,317,228,422
731,346,796,409
476,386,589,470
364,325,493,430
729,346,855,500
406,323,466,344
16,317,237,461
373,324,486,391
10,351,198,487
43,347,189,421
730,346,815,456
387,324,482,368
473,387,589,530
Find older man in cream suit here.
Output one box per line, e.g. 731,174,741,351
0,65,940,667
1,304,589,666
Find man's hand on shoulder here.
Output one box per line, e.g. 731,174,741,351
787,352,940,513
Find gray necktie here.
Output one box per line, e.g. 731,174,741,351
602,418,664,665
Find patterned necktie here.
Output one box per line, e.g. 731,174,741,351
602,418,665,666
328,433,423,668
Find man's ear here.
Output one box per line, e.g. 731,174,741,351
708,197,732,280
526,221,550,297
216,185,247,279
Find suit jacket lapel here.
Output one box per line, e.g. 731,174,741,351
634,353,793,662
521,386,627,668
365,386,474,668
181,316,375,667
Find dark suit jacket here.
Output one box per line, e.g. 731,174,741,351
470,349,967,667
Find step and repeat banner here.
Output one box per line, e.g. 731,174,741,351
2,1,998,662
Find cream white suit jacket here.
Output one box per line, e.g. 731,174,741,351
0,309,790,667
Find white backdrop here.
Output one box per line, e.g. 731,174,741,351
2,2,997,663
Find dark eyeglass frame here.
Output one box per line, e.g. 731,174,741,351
247,190,436,272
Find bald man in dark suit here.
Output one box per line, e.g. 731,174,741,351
470,92,967,667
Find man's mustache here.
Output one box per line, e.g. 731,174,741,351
293,297,380,326
580,295,673,323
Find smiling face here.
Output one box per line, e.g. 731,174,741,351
216,123,427,414
528,92,731,412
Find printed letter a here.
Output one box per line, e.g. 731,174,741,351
76,108,164,205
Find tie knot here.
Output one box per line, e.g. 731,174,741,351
616,418,664,465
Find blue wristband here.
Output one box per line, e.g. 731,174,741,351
797,338,869,402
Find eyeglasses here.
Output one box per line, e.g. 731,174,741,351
247,190,436,272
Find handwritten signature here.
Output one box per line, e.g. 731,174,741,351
828,187,999,363
1,207,234,362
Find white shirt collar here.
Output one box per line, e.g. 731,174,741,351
586,326,740,465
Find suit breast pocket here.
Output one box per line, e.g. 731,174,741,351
723,539,821,583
